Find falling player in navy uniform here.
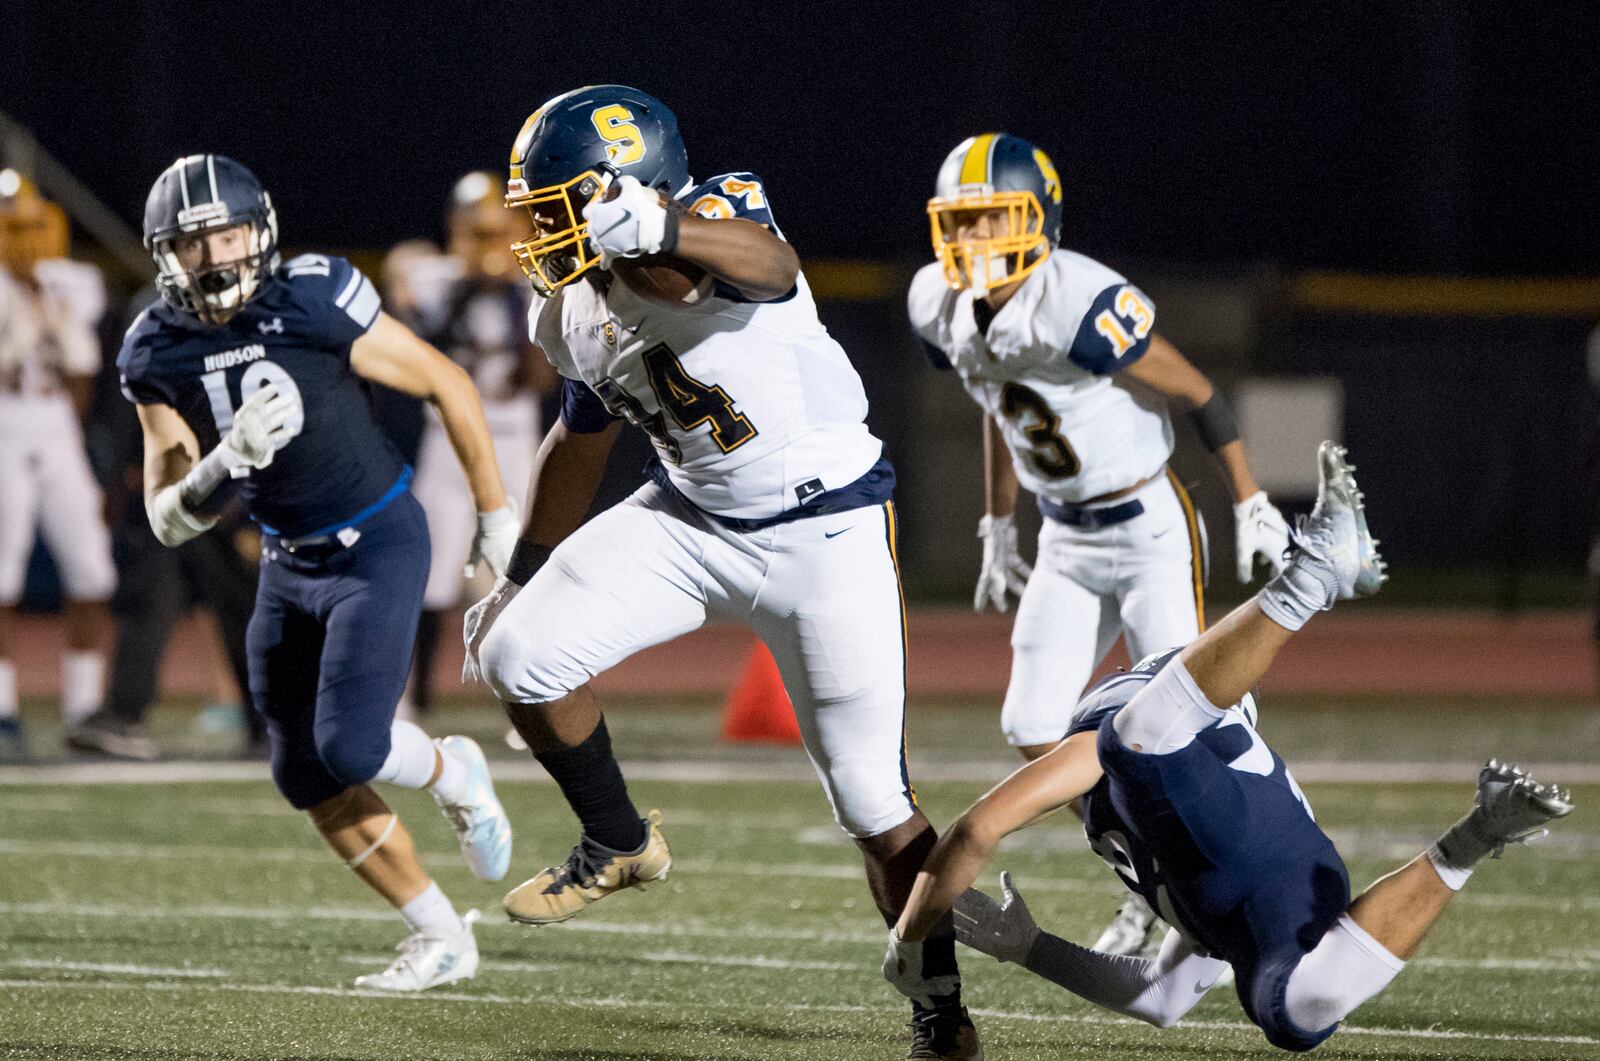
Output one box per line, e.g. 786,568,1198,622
119,155,518,991
886,443,1576,1052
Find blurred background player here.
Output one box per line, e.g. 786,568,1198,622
67,305,264,761
0,168,116,759
465,86,979,1060
890,443,1574,1054
908,134,1291,956
120,154,517,989
384,172,554,721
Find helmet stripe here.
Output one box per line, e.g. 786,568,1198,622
205,154,219,203
959,133,998,186
177,159,192,211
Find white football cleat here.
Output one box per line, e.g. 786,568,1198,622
433,736,513,882
1289,442,1388,600
1092,892,1160,956
354,909,480,992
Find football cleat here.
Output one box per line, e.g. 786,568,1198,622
64,710,157,762
1459,760,1575,859
1282,442,1388,601
354,909,479,992
907,998,983,1060
504,809,670,925
432,736,513,882
1091,891,1160,957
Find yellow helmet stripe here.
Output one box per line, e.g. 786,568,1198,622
959,133,999,186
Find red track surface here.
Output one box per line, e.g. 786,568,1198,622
10,607,1593,701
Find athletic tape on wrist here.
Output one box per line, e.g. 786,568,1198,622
1187,393,1241,452
506,540,554,587
344,813,398,870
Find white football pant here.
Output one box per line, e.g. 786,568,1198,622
480,482,917,839
0,394,116,606
1002,471,1205,748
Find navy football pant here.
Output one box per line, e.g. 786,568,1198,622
247,492,429,809
1096,709,1351,1052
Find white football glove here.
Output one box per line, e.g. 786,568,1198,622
221,384,303,475
581,175,669,268
465,502,519,579
975,513,1031,613
1233,491,1290,582
461,576,519,684
881,928,961,1008
952,872,1041,965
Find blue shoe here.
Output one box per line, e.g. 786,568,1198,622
432,736,513,882
0,717,26,763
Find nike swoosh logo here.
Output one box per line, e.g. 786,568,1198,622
1152,527,1173,539
592,210,633,241
824,527,852,539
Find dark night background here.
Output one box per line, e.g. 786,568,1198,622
7,1,1599,272
8,0,1600,593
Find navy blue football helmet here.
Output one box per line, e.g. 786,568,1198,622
927,133,1063,292
144,154,279,324
504,85,689,296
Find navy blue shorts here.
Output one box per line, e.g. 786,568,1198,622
246,491,429,809
1094,712,1350,1052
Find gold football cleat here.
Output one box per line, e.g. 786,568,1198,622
504,809,671,925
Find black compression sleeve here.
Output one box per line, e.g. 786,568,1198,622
506,539,554,587
1187,392,1241,452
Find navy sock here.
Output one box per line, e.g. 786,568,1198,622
534,718,646,852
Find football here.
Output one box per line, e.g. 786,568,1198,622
612,251,713,304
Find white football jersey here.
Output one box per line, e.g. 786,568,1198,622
532,173,882,520
908,249,1173,504
0,259,104,397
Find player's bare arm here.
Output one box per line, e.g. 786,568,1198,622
896,733,1103,942
670,210,798,301
975,411,1031,612
1121,334,1258,502
351,312,508,515
582,175,798,302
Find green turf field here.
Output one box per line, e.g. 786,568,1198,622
1,700,1597,1060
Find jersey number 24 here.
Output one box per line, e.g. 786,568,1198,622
597,344,758,462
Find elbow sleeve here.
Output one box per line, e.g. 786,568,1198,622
147,484,217,548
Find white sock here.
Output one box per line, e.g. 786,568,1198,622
1257,562,1337,632
431,744,469,805
1426,844,1475,890
0,660,17,719
1112,657,1228,755
373,719,439,789
398,881,463,939
1283,914,1404,1032
61,651,103,725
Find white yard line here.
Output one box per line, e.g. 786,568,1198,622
0,959,225,978
0,975,1592,1047
4,758,1598,787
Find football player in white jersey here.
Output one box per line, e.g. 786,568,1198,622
908,134,1291,955
393,172,554,721
0,170,116,756
463,86,980,1060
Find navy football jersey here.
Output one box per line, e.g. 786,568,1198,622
118,255,406,537
1066,658,1348,974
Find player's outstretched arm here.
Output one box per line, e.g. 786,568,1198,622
894,733,1104,942
1122,334,1289,580
351,313,515,573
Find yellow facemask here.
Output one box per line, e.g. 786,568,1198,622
926,188,1049,294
